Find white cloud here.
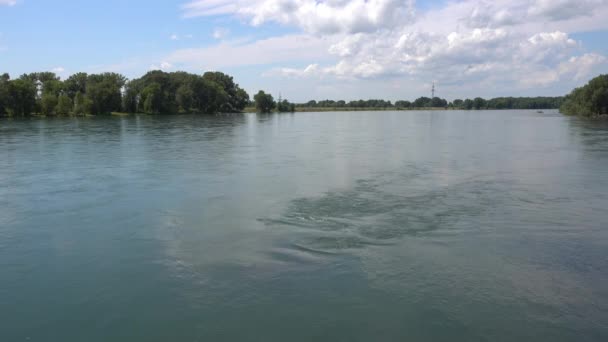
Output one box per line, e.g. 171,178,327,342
174,0,608,97
519,53,607,86
182,0,415,34
170,34,179,40
165,34,333,70
528,0,606,21
0,0,17,6
150,61,174,71
51,67,66,73
559,53,607,80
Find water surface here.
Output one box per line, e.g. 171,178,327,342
1,110,607,341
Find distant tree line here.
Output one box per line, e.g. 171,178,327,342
297,96,564,110
560,74,608,117
0,69,574,117
0,70,251,116
253,91,295,113
299,99,395,109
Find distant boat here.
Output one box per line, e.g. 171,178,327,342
537,110,544,113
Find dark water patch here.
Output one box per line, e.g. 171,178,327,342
261,174,513,254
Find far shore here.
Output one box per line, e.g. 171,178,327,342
0,108,563,118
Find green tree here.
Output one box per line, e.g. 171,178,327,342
413,97,432,108
463,99,474,110
277,99,295,112
561,74,608,117
176,84,194,112
473,97,487,110
203,71,249,112
254,90,275,113
73,92,91,116
122,82,138,113
56,94,73,115
395,100,411,108
6,78,37,116
142,83,162,114
40,93,58,115
0,73,9,115
86,73,126,114
64,73,88,99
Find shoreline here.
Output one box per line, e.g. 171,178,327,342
0,108,564,118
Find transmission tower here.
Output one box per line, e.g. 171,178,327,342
432,82,435,99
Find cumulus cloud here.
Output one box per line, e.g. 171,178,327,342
182,0,415,34
150,61,174,71
528,0,606,21
0,0,17,6
176,0,608,95
519,53,607,86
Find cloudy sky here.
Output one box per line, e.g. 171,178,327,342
1,0,607,101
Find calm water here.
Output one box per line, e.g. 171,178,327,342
1,110,607,341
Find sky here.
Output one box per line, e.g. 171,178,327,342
1,0,608,102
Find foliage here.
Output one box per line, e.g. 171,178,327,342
56,94,73,115
0,70,250,116
5,77,37,116
86,73,126,115
560,74,608,117
40,93,58,116
254,91,276,113
277,96,295,112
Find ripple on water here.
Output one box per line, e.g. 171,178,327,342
260,171,512,255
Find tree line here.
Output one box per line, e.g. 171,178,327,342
560,74,608,117
297,96,564,110
0,69,578,117
0,70,252,116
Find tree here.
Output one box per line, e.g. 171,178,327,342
395,100,411,108
141,83,162,114
40,93,58,115
431,97,448,108
0,73,9,115
254,90,275,113
463,99,474,110
56,94,73,115
64,73,88,99
561,74,608,117
6,78,37,116
73,92,91,116
413,97,432,108
203,71,249,112
176,84,194,112
86,73,126,114
473,97,487,110
277,99,295,112
122,83,138,113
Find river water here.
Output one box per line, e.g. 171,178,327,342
1,110,607,341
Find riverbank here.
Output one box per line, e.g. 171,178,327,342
244,106,451,113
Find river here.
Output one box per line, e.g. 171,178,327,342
1,110,607,341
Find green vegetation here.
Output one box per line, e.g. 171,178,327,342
0,70,250,117
560,74,608,117
296,96,563,110
253,90,276,113
0,68,585,117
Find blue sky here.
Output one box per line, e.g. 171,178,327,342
1,0,608,101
